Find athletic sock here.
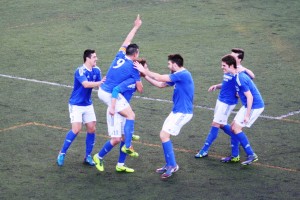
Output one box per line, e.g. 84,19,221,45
61,130,77,154
124,119,134,148
98,140,114,158
118,141,127,164
85,132,95,158
221,124,239,157
236,132,254,156
201,126,219,152
162,140,176,167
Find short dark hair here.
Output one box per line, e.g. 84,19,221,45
126,44,139,56
83,49,95,62
231,48,244,61
168,54,184,67
222,54,237,69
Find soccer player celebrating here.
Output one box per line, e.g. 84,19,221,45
93,15,143,171
93,59,146,173
195,48,255,162
134,54,194,179
56,49,105,167
221,54,264,165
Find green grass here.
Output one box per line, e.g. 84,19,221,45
1,0,300,199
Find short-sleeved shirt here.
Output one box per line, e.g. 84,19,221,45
218,73,238,105
167,69,194,114
235,72,264,109
101,46,140,93
116,78,136,102
69,65,101,106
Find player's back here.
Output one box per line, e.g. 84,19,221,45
101,49,140,93
236,72,264,109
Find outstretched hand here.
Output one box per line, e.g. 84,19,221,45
134,61,146,74
134,14,142,28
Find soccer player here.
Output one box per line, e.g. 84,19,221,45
56,49,105,167
221,54,264,165
93,59,146,173
93,14,143,171
134,54,194,179
195,48,255,162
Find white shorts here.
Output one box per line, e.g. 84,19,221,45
69,104,96,124
234,106,264,127
162,112,193,136
106,107,126,138
213,100,236,125
98,88,130,113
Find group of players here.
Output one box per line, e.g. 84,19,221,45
56,14,264,180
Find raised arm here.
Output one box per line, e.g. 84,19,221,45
121,14,142,47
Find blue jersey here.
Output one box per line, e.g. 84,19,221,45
69,65,101,106
117,78,136,102
101,47,140,93
167,69,194,114
236,72,264,109
218,73,238,105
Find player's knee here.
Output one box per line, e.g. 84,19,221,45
111,137,121,146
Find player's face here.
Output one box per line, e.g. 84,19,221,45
221,61,232,74
89,53,98,67
168,61,175,71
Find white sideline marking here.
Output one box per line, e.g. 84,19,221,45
1,74,299,120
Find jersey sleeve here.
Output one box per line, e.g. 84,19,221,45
75,68,88,83
237,73,250,93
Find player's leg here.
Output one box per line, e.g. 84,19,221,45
160,113,192,179
82,105,98,166
57,105,82,166
196,100,235,158
116,117,134,172
93,109,122,171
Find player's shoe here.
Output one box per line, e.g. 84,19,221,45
93,154,104,171
121,145,139,158
57,152,65,166
132,135,140,141
220,155,240,163
116,165,135,173
195,150,208,158
83,155,95,166
156,165,167,174
241,153,258,165
161,165,179,180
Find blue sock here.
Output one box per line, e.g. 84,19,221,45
124,119,134,148
221,125,240,157
85,133,95,157
236,132,254,156
230,136,240,157
162,140,176,167
162,142,169,166
98,140,114,158
118,141,127,164
201,126,219,152
61,130,77,154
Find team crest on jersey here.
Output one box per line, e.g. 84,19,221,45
93,75,97,81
